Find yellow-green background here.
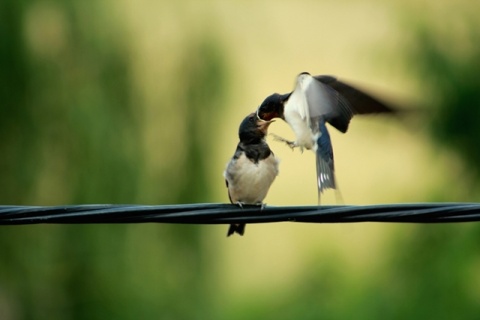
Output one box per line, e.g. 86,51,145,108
1,0,480,319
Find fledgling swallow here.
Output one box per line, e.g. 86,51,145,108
257,72,395,201
224,113,279,236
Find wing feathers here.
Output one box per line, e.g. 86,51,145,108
324,78,394,114
304,74,354,133
313,75,395,133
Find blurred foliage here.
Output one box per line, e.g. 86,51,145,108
405,12,480,188
0,0,228,319
2,0,480,319
373,10,480,319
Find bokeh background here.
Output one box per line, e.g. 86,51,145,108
1,0,480,319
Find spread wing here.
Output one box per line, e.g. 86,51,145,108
313,75,395,133
294,73,395,133
282,73,348,143
301,74,354,133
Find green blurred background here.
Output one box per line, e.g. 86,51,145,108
1,0,480,319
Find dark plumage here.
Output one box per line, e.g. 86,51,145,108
224,113,279,236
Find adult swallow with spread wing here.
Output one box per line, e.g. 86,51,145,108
224,113,279,236
256,72,395,201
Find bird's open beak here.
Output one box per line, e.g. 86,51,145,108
257,118,275,134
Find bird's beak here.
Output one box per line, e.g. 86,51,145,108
257,118,275,134
257,108,278,122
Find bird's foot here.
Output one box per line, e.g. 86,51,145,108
235,202,266,209
255,202,266,210
235,201,245,209
270,134,297,150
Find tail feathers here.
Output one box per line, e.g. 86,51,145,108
227,224,246,237
316,122,336,191
316,120,337,205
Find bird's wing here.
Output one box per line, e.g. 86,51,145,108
294,74,353,134
225,179,234,204
284,73,342,135
289,74,338,197
314,75,395,133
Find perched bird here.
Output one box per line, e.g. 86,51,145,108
224,113,279,236
257,72,395,201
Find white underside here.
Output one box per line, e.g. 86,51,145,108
284,106,316,151
224,153,279,204
283,73,321,151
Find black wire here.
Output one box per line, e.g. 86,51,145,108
1,203,480,225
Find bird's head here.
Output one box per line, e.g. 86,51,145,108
239,113,275,143
256,93,290,121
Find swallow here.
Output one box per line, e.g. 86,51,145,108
224,113,279,236
257,72,395,201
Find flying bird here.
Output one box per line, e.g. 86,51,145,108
256,72,395,201
224,113,279,236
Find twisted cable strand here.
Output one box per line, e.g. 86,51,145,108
1,203,480,225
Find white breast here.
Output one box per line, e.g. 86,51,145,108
224,153,279,204
284,103,315,150
283,73,318,150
